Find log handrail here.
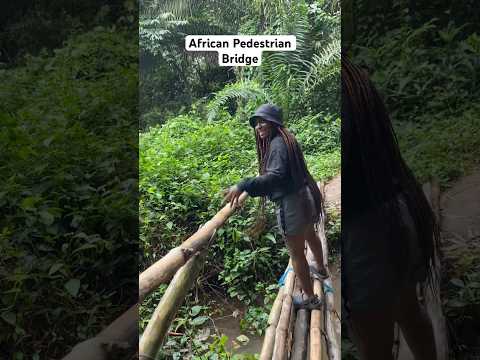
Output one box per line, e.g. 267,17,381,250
139,192,249,302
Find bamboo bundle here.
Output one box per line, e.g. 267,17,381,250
139,250,207,360
139,192,248,302
272,268,296,360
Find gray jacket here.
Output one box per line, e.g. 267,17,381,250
237,134,299,201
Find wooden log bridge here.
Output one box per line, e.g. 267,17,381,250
259,183,340,360
63,184,341,359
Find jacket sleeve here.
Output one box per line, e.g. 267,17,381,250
237,137,289,197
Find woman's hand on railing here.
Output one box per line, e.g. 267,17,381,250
222,185,242,209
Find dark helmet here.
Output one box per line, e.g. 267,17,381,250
249,103,284,128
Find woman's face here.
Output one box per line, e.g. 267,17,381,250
255,119,273,140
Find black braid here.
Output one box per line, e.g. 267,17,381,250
342,55,439,293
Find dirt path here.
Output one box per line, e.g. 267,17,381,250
441,169,480,242
324,174,341,211
440,168,480,358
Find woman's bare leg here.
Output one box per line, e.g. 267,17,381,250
285,233,314,297
304,224,327,272
349,304,395,360
394,284,437,360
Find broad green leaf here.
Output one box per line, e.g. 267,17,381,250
190,316,209,326
39,210,55,226
1,312,16,326
450,278,464,287
190,305,202,316
21,196,39,210
65,279,81,297
236,334,249,344
72,244,97,254
48,263,63,276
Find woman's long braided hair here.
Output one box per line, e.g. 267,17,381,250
341,55,440,291
251,123,324,236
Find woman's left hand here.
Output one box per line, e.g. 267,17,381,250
222,185,242,209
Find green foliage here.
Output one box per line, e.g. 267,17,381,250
355,21,480,124
0,27,137,356
350,3,480,357
140,115,256,263
395,108,480,185
139,0,341,356
251,0,340,118
139,0,239,127
325,207,341,254
207,80,271,122
220,246,284,304
353,19,480,187
239,283,278,336
289,113,340,154
240,307,270,337
142,291,260,359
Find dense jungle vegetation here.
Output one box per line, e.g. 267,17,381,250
343,1,480,358
139,0,340,358
0,1,138,358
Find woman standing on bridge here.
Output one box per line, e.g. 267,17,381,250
223,103,328,310
342,56,438,360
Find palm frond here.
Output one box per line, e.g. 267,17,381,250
304,37,340,90
207,80,271,121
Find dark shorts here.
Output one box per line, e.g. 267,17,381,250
274,185,317,236
342,194,427,316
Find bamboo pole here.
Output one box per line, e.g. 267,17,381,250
323,277,340,360
260,260,293,360
272,267,295,360
139,247,190,302
139,250,207,360
314,200,340,360
287,281,301,359
425,180,449,360
309,279,323,360
260,287,284,360
260,286,285,360
139,192,248,302
291,308,309,360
